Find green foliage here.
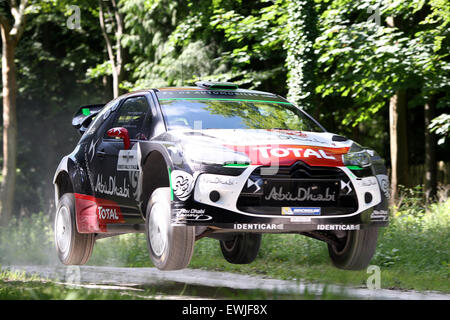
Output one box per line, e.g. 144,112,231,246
429,113,450,145
0,213,57,265
315,0,450,126
285,0,318,109
89,233,149,267
0,269,152,300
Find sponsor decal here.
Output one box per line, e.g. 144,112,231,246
103,108,112,120
317,224,360,231
233,223,283,230
87,138,100,162
174,208,213,221
117,150,139,171
224,144,349,167
95,174,130,198
129,170,140,200
74,193,125,233
340,180,352,194
171,170,194,201
290,216,312,223
202,176,237,186
254,146,335,159
97,206,120,220
268,129,308,138
282,207,321,215
376,174,390,199
247,177,263,193
265,186,335,202
358,177,378,187
371,210,389,221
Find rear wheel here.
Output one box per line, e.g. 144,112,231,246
220,233,261,264
145,187,195,270
54,193,95,265
327,227,378,270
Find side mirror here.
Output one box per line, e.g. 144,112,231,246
107,127,130,150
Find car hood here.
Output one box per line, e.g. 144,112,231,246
167,129,354,167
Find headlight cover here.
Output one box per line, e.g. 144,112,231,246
342,150,372,168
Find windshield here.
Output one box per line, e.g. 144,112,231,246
158,98,324,132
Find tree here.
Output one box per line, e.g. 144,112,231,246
385,16,409,203
314,0,450,203
285,0,318,111
0,0,29,225
424,97,437,201
98,0,125,98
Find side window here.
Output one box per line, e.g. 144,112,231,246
106,96,151,140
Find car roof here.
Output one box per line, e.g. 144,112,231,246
155,86,277,96
112,85,289,104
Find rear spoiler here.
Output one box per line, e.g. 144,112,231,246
72,104,105,135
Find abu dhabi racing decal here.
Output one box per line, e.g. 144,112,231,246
171,170,195,201
265,186,336,202
371,209,389,221
173,208,213,222
74,193,125,233
95,174,130,198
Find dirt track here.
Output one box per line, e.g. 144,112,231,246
3,265,449,300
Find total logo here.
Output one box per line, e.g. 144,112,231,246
227,144,349,166
97,206,120,220
252,146,336,160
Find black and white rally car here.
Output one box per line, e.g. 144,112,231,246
54,81,389,271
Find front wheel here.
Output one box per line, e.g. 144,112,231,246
145,187,195,270
54,193,95,265
327,227,378,270
220,233,261,264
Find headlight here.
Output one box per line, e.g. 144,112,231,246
343,150,372,168
183,143,250,166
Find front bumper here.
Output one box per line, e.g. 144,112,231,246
171,164,389,232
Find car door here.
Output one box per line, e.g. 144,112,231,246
90,95,153,208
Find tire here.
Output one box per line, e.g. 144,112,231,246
54,193,95,265
145,187,195,270
327,227,378,270
220,233,261,264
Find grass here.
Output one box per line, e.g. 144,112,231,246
0,269,150,300
1,191,449,295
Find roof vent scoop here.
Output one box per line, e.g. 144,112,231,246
195,81,239,90
332,135,349,142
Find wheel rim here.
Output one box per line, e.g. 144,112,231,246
149,202,168,257
222,236,238,252
331,231,352,255
55,206,72,257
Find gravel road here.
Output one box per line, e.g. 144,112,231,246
2,265,449,300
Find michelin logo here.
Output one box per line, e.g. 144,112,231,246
282,207,321,215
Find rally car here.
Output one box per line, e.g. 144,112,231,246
53,81,389,271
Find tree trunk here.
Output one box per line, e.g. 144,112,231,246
0,35,18,225
98,0,124,99
389,90,409,203
424,97,437,202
